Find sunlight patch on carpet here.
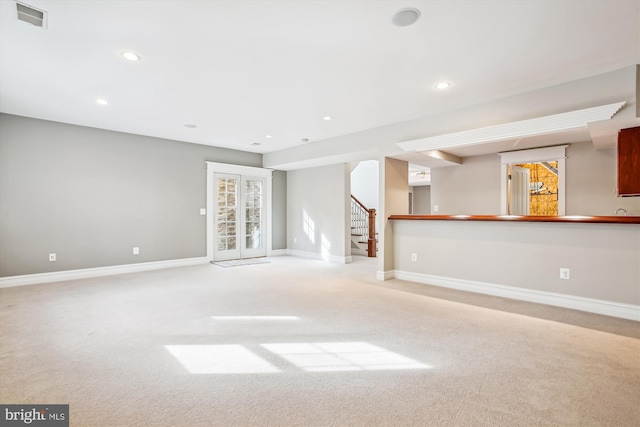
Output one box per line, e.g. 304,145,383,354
261,342,431,372
166,342,430,374
165,345,281,374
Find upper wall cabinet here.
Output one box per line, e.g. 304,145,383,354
618,126,640,197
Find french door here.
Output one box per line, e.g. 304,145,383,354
214,173,267,261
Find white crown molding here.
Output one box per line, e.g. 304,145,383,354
397,102,626,152
0,257,209,288
392,270,639,321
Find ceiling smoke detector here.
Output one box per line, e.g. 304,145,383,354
392,8,420,27
16,2,47,28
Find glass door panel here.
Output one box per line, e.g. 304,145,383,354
214,174,240,261
241,176,266,258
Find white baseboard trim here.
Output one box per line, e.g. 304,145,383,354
330,255,352,264
269,249,288,257
377,270,395,281
287,249,323,260
0,257,210,288
286,249,352,264
393,270,640,322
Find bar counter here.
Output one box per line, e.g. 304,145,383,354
388,214,640,224
386,214,640,320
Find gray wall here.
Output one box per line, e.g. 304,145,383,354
287,164,350,260
430,141,640,215
430,154,501,215
566,142,640,215
0,114,266,277
411,186,431,214
379,158,409,274
271,170,287,250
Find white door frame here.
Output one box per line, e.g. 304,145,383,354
206,162,272,262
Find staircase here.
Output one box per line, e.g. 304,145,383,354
350,195,377,257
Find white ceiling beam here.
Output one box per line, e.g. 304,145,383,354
397,102,626,153
420,150,462,165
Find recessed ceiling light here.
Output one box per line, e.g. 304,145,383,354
265,135,273,139
435,82,451,90
184,124,197,128
323,116,332,121
96,98,108,105
392,8,421,27
122,52,140,61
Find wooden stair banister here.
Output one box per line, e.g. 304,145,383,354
350,195,377,257
367,208,376,257
351,194,368,211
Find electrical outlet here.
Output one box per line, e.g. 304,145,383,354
559,268,570,280
133,247,140,255
433,205,439,213
49,253,56,262
411,253,417,262
293,237,297,244
200,208,206,215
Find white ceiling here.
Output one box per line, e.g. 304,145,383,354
1,0,638,157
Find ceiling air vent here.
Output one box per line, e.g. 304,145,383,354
16,2,47,28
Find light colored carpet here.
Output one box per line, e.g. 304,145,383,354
1,256,638,427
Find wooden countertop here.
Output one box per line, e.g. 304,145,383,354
388,214,640,224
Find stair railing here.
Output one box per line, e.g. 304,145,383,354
350,195,377,257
